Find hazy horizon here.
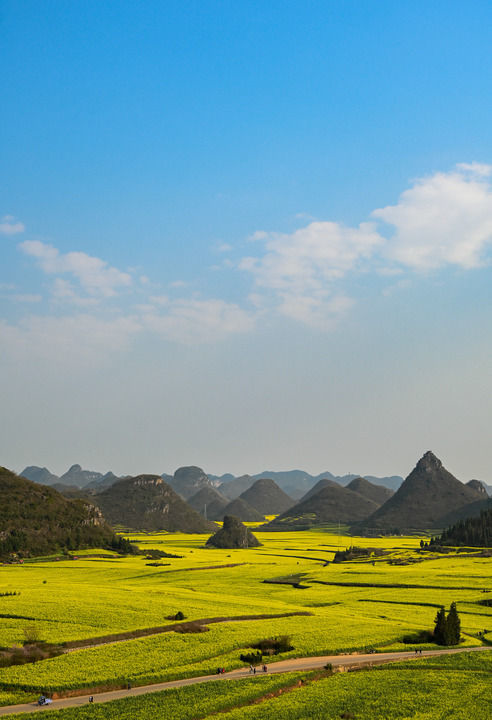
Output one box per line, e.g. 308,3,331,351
2,2,491,483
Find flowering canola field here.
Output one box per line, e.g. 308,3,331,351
0,528,491,710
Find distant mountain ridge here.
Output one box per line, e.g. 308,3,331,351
17,463,420,498
20,462,490,504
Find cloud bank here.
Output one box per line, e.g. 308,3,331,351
3,163,492,361
240,163,492,326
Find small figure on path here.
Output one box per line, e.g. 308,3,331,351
127,681,131,690
263,664,267,673
253,666,256,674
89,696,94,703
249,664,254,673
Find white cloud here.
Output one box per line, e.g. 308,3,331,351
241,221,382,291
239,164,492,327
456,162,492,177
215,242,232,253
19,240,132,297
276,292,354,328
0,215,25,235
373,164,492,270
141,299,255,344
149,295,170,306
51,278,99,307
240,220,382,327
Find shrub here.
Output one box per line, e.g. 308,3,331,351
239,651,262,665
252,636,294,655
402,630,434,644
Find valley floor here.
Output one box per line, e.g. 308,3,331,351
1,527,491,717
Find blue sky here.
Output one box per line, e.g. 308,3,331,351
1,1,491,480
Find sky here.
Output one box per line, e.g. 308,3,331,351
1,0,491,482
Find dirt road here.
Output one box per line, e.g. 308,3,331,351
1,645,490,716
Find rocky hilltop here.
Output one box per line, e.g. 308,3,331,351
206,515,261,549
59,464,103,488
166,466,212,500
20,465,59,486
466,479,488,496
95,475,217,532
0,466,113,557
363,451,485,530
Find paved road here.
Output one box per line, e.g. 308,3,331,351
1,645,490,716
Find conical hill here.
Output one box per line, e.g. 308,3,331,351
95,475,217,532
218,475,255,500
206,515,261,549
188,486,228,521
263,479,378,529
239,478,294,514
364,451,484,530
299,478,335,503
346,477,394,506
221,497,264,522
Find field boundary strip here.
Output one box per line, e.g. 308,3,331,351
63,612,313,651
312,580,491,591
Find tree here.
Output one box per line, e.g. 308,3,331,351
445,602,461,645
433,603,461,646
433,607,447,645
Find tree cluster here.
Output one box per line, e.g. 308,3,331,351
429,508,492,548
433,602,461,646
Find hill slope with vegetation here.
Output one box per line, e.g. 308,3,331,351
263,480,379,529
239,478,294,515
95,475,217,532
346,477,394,506
206,515,261,548
188,486,228,520
0,466,114,557
221,497,264,522
430,506,492,547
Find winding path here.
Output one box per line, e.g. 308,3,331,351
1,645,491,716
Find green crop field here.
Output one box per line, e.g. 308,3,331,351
1,528,491,716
